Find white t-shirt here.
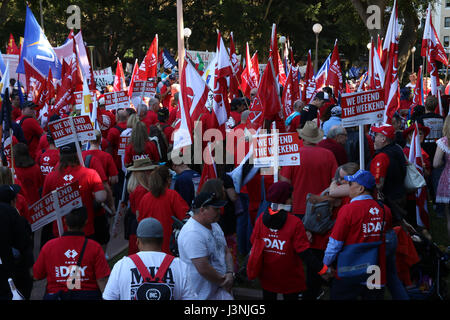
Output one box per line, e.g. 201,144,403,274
177,218,233,300
102,251,197,300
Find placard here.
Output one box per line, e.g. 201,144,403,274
340,89,385,127
94,67,114,90
104,90,130,110
48,116,95,147
252,132,301,168
118,135,130,156
29,181,82,232
131,80,157,99
73,90,96,110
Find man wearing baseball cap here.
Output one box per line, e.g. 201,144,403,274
299,91,330,129
177,192,234,300
323,170,400,300
369,124,408,226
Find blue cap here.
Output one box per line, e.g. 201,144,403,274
344,170,376,189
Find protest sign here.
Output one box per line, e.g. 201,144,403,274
118,135,130,157
94,67,114,90
29,181,82,234
340,89,385,127
48,115,95,147
131,80,157,99
73,90,96,110
104,90,130,110
252,132,301,168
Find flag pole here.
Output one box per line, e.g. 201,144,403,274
177,0,185,76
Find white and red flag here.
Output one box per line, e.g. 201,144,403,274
127,59,139,98
315,54,330,91
382,0,400,123
368,38,385,90
408,123,430,229
422,4,448,66
173,58,209,150
212,31,233,126
281,65,296,123
302,50,316,104
113,58,127,92
411,66,424,110
325,39,343,97
23,58,46,104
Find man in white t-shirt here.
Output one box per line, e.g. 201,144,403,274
177,192,235,300
102,218,197,300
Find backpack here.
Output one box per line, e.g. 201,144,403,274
169,213,191,257
128,253,175,300
302,189,335,234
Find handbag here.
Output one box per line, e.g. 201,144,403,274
302,189,335,234
404,161,426,191
337,202,386,279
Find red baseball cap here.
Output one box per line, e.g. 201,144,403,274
372,124,395,140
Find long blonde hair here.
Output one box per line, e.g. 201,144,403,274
131,121,149,155
127,170,152,194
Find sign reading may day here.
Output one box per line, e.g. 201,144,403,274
28,181,82,233
48,115,95,147
340,89,385,127
252,132,301,168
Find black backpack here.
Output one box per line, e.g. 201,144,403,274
302,189,335,234
169,214,191,257
128,254,175,300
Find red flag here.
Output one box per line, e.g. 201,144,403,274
325,40,343,97
54,60,74,115
269,24,286,87
411,66,424,110
260,58,282,122
281,65,296,122
36,68,55,109
70,39,83,93
23,58,46,104
302,50,316,104
137,35,158,80
113,59,126,92
127,59,139,98
229,32,240,100
197,142,218,192
6,34,20,55
422,4,448,66
240,44,259,97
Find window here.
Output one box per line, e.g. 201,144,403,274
445,17,450,28
445,36,450,48
447,0,450,8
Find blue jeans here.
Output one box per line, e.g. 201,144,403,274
385,230,410,300
236,193,252,256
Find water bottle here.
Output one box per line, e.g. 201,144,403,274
8,278,24,300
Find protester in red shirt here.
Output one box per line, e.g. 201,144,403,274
137,165,190,254
323,170,394,300
160,75,177,110
96,100,116,139
250,182,331,300
33,206,110,300
126,158,158,255
10,92,22,121
157,107,174,147
13,143,44,208
16,101,44,160
42,143,107,238
36,132,60,178
106,109,129,171
124,121,160,167
280,121,337,217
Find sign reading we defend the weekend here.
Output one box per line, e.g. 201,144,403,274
131,80,157,99
48,116,96,147
340,89,385,127
104,90,130,110
28,181,82,232
73,90,96,110
252,132,301,168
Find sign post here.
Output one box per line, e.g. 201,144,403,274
340,89,385,171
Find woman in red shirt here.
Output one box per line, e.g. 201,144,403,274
124,121,160,167
137,165,190,254
13,143,44,208
125,158,158,255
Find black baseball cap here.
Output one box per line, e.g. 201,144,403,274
193,192,227,209
315,91,330,102
0,184,21,203
59,142,77,154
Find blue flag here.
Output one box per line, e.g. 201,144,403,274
162,48,177,69
0,50,6,76
16,80,25,106
16,6,61,79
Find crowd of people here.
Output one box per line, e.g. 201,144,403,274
0,64,449,301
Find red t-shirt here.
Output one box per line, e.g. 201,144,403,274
33,234,110,293
168,106,178,125
106,121,128,170
317,138,349,166
97,109,116,138
82,151,108,182
160,122,174,145
12,106,22,121
124,141,160,167
369,153,390,185
14,165,44,207
287,115,301,132
16,193,30,221
142,111,158,132
37,149,60,177
137,189,189,254
280,145,337,216
83,149,118,180
129,185,148,215
251,213,310,293
36,134,50,158
17,116,44,159
43,166,104,236
160,85,173,109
